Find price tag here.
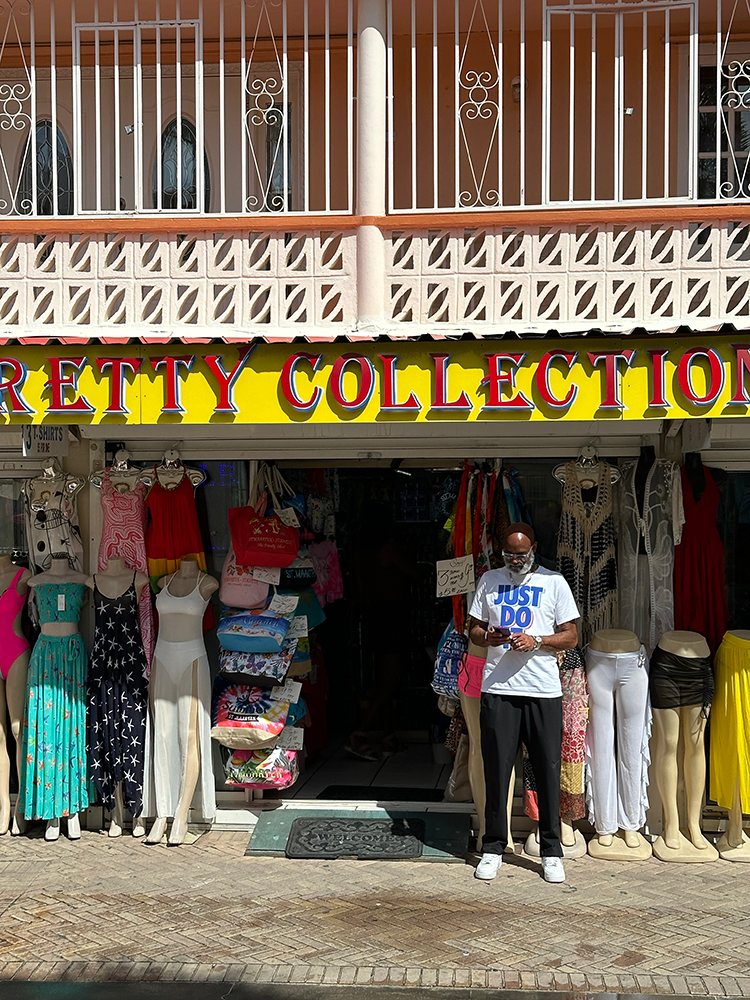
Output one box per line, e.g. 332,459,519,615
276,726,305,750
287,615,309,639
435,554,475,599
252,566,281,585
271,679,303,703
268,594,299,615
277,507,299,527
57,594,66,612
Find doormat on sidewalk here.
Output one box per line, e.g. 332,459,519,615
245,807,469,862
286,816,425,859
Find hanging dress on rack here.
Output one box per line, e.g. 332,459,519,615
98,469,155,670
617,460,685,653
556,460,618,646
145,469,213,629
23,477,84,572
20,583,89,821
674,465,729,654
87,575,149,818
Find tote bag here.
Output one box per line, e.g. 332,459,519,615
431,622,468,698
228,462,300,568
219,544,270,609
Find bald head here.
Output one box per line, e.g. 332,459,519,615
502,522,537,571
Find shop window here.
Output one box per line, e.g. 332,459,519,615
17,120,74,216
153,118,211,211
0,480,29,561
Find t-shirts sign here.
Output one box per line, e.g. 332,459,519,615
469,565,579,698
436,554,475,598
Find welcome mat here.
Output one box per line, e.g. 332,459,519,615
286,816,425,859
246,807,469,862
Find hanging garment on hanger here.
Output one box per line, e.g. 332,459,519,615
557,460,618,645
616,460,684,653
710,633,750,811
98,468,155,670
674,465,729,654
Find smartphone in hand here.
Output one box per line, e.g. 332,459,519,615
488,625,511,640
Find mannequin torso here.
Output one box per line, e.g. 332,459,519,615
0,555,31,836
87,557,148,602
589,629,641,654
29,558,88,637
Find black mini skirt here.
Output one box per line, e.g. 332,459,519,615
649,646,714,713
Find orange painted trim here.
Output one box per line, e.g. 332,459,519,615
4,203,750,234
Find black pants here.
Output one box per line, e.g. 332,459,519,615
480,692,563,857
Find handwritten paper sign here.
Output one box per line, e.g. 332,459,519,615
268,594,299,616
271,679,303,704
252,566,281,585
436,554,475,599
277,507,300,527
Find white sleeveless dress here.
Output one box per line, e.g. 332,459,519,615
142,574,216,821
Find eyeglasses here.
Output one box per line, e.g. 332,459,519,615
502,549,533,561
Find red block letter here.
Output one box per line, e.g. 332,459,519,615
534,350,579,410
379,355,421,412
46,358,95,414
0,358,34,414
205,347,255,414
587,350,636,410
677,348,725,406
150,356,195,415
96,357,142,415
430,354,472,411
280,352,323,412
481,353,534,411
330,354,376,411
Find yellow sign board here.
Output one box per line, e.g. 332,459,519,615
0,338,748,424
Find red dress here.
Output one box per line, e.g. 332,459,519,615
674,465,729,653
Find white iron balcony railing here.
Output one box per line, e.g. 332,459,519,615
0,0,354,217
1,0,750,219
387,0,750,211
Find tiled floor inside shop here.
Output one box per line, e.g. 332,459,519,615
267,739,453,800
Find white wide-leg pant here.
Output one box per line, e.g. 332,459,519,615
585,647,651,835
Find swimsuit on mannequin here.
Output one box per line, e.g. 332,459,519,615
21,556,89,842
0,556,31,837
710,630,750,861
585,630,652,861
651,630,718,863
143,558,218,847
85,558,150,839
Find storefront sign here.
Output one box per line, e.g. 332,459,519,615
0,339,749,424
20,425,68,456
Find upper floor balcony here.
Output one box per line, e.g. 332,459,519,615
0,0,748,221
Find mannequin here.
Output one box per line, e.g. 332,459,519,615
90,448,141,493
710,630,750,861
24,556,89,841
139,449,206,489
85,557,149,839
552,445,621,488
0,555,31,836
651,630,718,862
585,629,652,861
23,460,85,573
144,557,218,846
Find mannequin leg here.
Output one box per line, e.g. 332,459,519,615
727,780,745,849
109,784,124,838
681,704,712,851
169,662,201,847
6,653,29,836
585,656,618,840
614,655,650,847
459,691,488,849
145,662,168,845
652,708,681,849
0,678,10,834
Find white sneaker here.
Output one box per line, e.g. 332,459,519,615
542,857,566,883
475,853,502,880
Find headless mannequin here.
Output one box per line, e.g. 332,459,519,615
90,448,142,493
634,445,656,555
716,630,750,862
0,555,31,837
683,451,728,503
139,449,206,490
24,458,85,507
652,630,718,862
86,557,149,839
586,629,652,861
145,557,217,847
28,556,89,841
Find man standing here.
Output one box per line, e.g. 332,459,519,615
469,523,579,884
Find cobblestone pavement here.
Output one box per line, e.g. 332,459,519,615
2,827,750,994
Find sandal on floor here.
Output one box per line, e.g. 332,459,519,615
345,733,380,762
382,734,407,757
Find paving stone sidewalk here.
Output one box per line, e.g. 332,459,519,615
1,828,749,993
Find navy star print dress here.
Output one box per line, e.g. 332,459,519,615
87,574,149,817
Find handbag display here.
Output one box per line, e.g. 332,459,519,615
431,622,468,699
218,637,298,683
228,462,300,569
223,746,300,790
219,544,270,609
211,676,291,749
217,610,291,653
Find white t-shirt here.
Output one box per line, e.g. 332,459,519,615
469,565,579,698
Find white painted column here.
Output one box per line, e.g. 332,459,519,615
356,0,387,331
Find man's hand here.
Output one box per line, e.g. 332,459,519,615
509,632,537,652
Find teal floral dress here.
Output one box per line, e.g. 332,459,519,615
20,582,89,821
